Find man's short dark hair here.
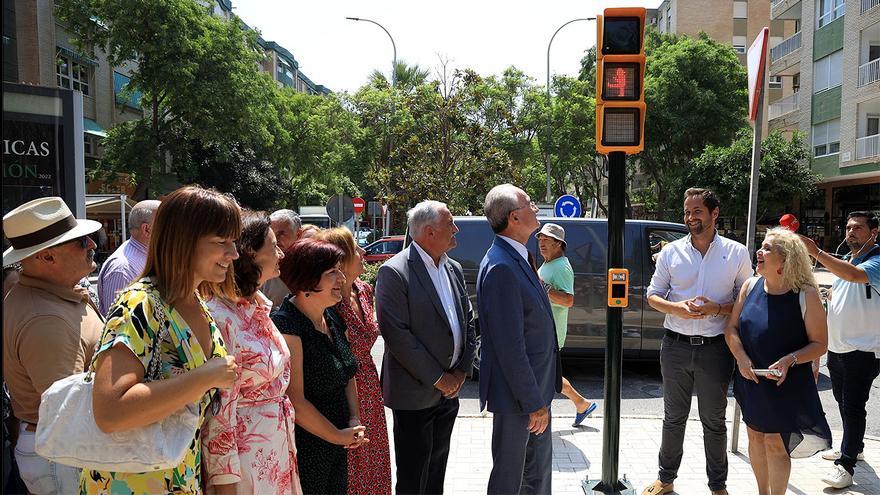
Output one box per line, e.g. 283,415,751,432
847,211,879,230
683,187,720,212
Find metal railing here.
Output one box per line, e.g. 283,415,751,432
863,0,880,14
859,58,880,87
770,32,801,63
768,92,800,120
856,134,880,160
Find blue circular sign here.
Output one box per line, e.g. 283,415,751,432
554,195,582,218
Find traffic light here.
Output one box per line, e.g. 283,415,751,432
595,8,646,155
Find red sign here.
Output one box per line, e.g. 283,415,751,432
352,197,366,214
747,27,769,122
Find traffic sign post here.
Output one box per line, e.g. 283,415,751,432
585,8,645,495
554,195,583,218
326,194,355,227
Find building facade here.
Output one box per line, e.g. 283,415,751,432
768,0,879,247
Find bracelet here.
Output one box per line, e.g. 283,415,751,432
789,353,798,366
713,304,721,317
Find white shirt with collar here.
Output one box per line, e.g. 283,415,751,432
499,235,529,261
647,230,753,337
412,241,463,368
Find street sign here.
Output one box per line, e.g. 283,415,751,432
554,195,582,218
326,194,354,225
367,201,383,217
352,197,366,215
747,27,769,122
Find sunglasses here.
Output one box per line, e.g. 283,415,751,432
60,235,93,249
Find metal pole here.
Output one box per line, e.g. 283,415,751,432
595,151,628,493
732,67,765,454
545,18,595,203
120,194,127,243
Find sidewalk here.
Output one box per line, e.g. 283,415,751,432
386,413,880,494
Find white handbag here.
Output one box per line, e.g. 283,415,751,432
35,288,201,473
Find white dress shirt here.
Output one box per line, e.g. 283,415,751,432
647,231,753,337
499,235,529,261
412,241,463,367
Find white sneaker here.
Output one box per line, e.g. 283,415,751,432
821,465,854,489
821,450,865,461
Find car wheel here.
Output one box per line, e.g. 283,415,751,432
471,333,481,381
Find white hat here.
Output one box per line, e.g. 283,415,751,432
3,197,101,266
535,222,566,249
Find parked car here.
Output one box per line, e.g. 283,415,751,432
363,235,405,263
356,227,374,246
436,216,689,374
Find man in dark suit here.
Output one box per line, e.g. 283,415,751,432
478,184,561,495
375,200,477,495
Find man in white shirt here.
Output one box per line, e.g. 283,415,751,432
375,200,477,495
261,209,302,308
642,188,753,495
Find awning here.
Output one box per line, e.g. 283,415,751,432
57,46,98,67
85,194,135,216
83,118,107,138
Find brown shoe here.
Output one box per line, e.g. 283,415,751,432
641,480,673,495
711,490,729,495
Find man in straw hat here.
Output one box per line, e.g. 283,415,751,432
3,197,104,494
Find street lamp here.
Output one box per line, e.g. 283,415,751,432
545,17,596,203
346,16,396,234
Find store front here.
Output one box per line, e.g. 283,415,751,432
801,176,880,254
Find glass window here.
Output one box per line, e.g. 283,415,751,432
813,50,842,92
83,135,93,156
812,119,840,157
56,52,90,96
817,0,845,29
769,75,783,89
733,1,748,19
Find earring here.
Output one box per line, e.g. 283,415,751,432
777,268,783,275
304,292,310,298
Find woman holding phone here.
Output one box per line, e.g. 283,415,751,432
724,227,831,495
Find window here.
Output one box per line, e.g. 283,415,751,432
276,59,294,87
113,72,142,108
870,45,880,62
868,115,880,137
56,52,90,96
733,36,747,54
792,73,801,92
83,135,96,157
813,50,843,92
817,0,844,29
813,119,840,157
733,1,748,19
769,75,783,89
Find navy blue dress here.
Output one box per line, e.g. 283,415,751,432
734,278,832,458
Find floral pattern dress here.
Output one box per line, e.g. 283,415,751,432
80,278,226,495
203,293,302,495
335,279,392,495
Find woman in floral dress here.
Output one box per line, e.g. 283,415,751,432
315,228,392,495
81,186,240,494
203,211,302,495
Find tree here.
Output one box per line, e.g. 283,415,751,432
369,60,431,92
641,28,749,217
58,0,283,198
683,128,819,222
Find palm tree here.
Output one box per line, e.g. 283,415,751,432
369,60,430,91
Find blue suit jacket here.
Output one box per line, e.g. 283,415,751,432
477,236,561,414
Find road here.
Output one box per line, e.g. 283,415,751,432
371,338,880,438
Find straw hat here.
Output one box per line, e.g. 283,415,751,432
3,197,101,266
535,222,566,249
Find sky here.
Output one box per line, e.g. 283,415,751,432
234,0,660,94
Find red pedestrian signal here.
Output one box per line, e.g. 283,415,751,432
596,8,647,155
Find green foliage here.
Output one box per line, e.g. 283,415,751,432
359,261,381,287
684,129,818,220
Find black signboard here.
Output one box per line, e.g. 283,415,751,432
3,120,65,215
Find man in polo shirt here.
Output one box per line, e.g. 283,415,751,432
96,199,159,316
3,197,104,494
800,211,880,489
642,188,753,495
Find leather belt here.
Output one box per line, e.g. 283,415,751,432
665,330,725,345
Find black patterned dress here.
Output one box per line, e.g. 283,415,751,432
272,300,357,495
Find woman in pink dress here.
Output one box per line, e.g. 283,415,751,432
203,210,302,495
315,228,392,495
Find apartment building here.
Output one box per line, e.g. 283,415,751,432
768,0,879,246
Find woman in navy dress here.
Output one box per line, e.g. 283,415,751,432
725,227,831,495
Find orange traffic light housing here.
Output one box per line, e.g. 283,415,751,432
596,8,646,155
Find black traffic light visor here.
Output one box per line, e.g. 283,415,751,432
602,17,642,55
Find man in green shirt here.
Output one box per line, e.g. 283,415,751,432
536,223,596,426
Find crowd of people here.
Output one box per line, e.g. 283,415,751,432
1,183,878,495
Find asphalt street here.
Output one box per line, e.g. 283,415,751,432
371,338,880,438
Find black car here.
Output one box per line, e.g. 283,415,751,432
443,216,688,370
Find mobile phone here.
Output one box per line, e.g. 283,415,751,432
751,368,782,377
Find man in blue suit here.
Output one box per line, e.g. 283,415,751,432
477,184,561,495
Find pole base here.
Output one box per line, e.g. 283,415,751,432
582,477,636,495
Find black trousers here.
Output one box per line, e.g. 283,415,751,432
828,350,880,473
392,397,459,495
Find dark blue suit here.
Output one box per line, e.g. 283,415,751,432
477,236,560,494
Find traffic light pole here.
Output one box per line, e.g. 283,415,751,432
585,151,634,495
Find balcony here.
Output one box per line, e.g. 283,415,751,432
856,134,880,160
769,92,800,120
863,0,880,14
771,0,802,20
770,32,802,63
859,59,880,87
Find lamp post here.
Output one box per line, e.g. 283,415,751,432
545,17,596,203
347,17,396,235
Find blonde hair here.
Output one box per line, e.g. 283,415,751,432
764,227,817,292
313,227,358,267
